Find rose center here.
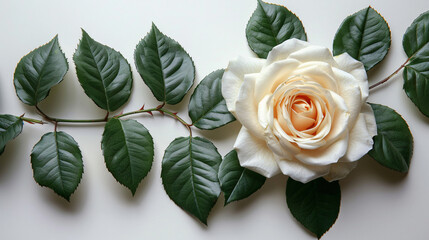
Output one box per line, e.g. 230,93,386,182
290,96,317,131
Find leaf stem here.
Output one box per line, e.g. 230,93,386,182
34,104,193,135
36,106,107,123
369,58,409,90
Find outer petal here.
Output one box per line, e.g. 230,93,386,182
235,74,266,138
295,132,349,166
292,62,338,91
234,127,280,178
324,162,358,182
289,46,338,67
334,53,368,100
342,103,377,162
266,38,310,65
254,59,301,101
276,158,330,183
222,56,266,116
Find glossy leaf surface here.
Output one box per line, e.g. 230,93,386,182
31,131,83,201
333,7,391,71
74,30,133,112
402,11,429,117
0,114,23,151
368,103,413,172
286,178,340,239
102,118,154,195
188,69,235,130
246,0,307,58
134,24,195,104
218,150,266,205
161,137,221,225
14,36,68,105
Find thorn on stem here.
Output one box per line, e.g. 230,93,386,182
24,120,35,125
147,111,153,116
140,104,145,110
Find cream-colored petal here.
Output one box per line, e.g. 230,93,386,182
289,46,338,67
332,67,363,125
275,158,330,183
234,127,280,178
235,74,265,138
293,62,338,91
334,53,369,100
295,132,349,166
266,38,310,65
221,56,266,116
321,91,350,144
324,161,358,182
254,59,301,101
342,103,377,162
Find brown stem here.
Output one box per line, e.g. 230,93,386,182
369,58,410,90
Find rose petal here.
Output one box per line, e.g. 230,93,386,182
235,74,265,138
334,53,368,100
292,62,338,91
254,59,301,101
222,56,266,116
234,127,280,178
289,45,338,67
332,67,364,126
266,38,310,65
319,90,350,144
295,132,349,166
342,103,377,162
275,158,330,183
324,162,358,182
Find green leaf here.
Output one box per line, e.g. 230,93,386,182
161,136,221,225
0,146,4,155
13,35,68,106
101,118,154,195
0,114,24,151
333,6,391,71
188,69,235,130
74,29,133,112
31,131,83,201
246,0,307,59
286,178,340,239
134,23,195,105
402,10,429,58
368,103,413,172
218,150,266,205
402,11,429,117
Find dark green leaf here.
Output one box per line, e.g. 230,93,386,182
13,35,68,106
286,178,340,239
368,103,413,172
246,0,307,58
161,136,221,225
134,23,195,105
31,131,83,201
74,29,133,112
0,114,23,151
333,6,391,71
101,118,154,195
0,146,4,155
188,69,235,130
402,11,429,117
402,10,429,58
218,150,265,205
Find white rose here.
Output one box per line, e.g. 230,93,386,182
222,39,377,183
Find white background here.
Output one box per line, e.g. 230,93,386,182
1,0,429,239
